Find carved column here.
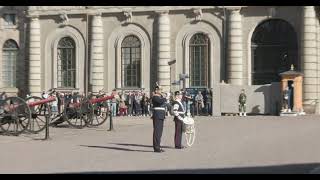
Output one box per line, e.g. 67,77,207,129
29,15,41,96
317,9,320,114
301,6,318,112
227,9,243,85
157,11,171,92
90,13,104,93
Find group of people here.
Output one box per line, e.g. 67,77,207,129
88,88,213,118
88,90,153,117
181,89,213,116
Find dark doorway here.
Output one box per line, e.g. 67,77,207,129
251,19,298,85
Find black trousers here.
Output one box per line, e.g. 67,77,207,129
174,119,183,148
153,118,164,151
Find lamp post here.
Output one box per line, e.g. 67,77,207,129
171,74,189,91
179,73,190,90
168,60,176,92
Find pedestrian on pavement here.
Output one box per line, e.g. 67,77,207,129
111,89,118,117
195,91,204,116
119,100,128,116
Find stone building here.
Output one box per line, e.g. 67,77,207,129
0,6,319,115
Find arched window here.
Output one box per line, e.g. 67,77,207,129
2,39,18,87
251,19,298,85
121,35,141,88
57,37,76,88
189,33,209,87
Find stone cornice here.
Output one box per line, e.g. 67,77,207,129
225,6,244,10
88,11,102,16
27,14,39,19
26,6,236,16
155,10,170,15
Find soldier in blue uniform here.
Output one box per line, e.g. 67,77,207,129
238,89,247,117
172,91,186,149
151,85,167,153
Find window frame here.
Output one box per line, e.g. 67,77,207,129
2,39,19,88
57,37,76,88
120,35,141,88
189,33,210,88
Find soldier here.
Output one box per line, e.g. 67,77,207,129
283,86,289,112
151,85,167,153
172,91,186,149
238,89,247,117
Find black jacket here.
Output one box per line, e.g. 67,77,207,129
152,95,167,120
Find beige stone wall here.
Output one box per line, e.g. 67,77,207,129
0,6,27,96
39,14,87,93
103,12,154,92
171,9,223,89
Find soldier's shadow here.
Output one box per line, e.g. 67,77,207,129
110,143,174,149
79,145,154,153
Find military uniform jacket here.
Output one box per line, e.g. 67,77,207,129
283,89,289,100
239,93,246,104
152,95,167,120
172,100,185,121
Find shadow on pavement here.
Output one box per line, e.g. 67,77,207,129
59,163,320,174
50,124,72,128
110,143,174,149
79,145,154,153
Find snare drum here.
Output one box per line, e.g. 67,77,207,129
182,116,196,146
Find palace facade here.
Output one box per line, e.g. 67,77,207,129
0,6,319,115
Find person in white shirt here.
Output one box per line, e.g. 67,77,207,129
51,94,58,117
195,91,204,116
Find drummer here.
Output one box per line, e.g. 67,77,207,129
172,91,186,149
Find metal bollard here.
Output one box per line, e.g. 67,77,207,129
44,114,51,140
108,110,114,131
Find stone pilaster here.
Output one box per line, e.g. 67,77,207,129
302,6,318,113
317,10,320,114
227,9,243,85
157,11,171,92
29,15,41,96
90,13,104,93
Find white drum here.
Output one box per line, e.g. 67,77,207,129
182,116,196,147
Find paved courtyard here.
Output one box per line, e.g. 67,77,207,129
1,115,320,174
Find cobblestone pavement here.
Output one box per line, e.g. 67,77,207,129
1,115,320,174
